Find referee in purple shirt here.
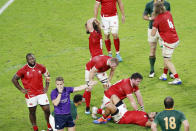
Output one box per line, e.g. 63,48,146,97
51,77,97,131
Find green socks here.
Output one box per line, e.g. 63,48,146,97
149,56,156,73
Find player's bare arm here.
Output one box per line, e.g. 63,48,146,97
108,67,116,82
143,14,155,21
43,69,50,93
183,120,190,131
127,94,138,110
145,121,152,127
89,66,97,82
12,74,28,94
73,81,97,92
135,90,144,111
117,0,125,23
151,122,157,131
94,1,100,18
151,27,157,36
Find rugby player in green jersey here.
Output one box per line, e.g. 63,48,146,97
143,0,171,78
151,97,189,131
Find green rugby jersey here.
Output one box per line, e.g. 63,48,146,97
154,109,186,131
70,100,77,120
143,0,170,29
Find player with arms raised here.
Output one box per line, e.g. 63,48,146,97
94,0,125,61
85,18,103,58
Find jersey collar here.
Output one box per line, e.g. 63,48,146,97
27,63,36,68
165,108,174,110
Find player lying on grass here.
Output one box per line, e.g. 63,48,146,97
85,18,103,58
91,73,144,119
93,95,157,127
83,55,119,114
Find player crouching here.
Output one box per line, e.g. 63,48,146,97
93,95,157,128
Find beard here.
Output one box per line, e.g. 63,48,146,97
28,62,36,67
86,30,90,34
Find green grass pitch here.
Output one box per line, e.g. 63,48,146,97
0,0,196,130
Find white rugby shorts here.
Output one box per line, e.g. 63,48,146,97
85,70,108,85
112,103,128,123
162,41,179,58
25,94,49,107
101,15,119,35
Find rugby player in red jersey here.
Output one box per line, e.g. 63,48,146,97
84,55,119,114
93,95,157,127
94,0,125,62
85,18,103,58
12,53,52,131
92,73,145,119
151,2,181,85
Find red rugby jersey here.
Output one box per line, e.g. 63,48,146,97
104,78,139,100
16,64,46,98
96,0,117,17
153,11,179,44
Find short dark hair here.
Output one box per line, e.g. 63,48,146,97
130,73,143,80
26,53,34,60
164,96,174,109
73,94,83,103
56,77,64,82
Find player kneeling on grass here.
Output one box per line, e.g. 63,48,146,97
93,95,157,127
49,94,83,131
50,77,97,131
151,2,181,85
83,55,119,114
91,73,144,119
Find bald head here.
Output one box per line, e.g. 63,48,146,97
164,96,174,109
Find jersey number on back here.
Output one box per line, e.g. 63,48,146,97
167,19,174,29
164,116,176,129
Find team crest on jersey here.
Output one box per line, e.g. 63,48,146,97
38,70,41,74
27,72,29,76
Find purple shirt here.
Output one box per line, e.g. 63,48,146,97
51,87,74,114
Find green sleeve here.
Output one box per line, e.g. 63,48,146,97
153,114,159,124
143,3,150,16
180,112,186,122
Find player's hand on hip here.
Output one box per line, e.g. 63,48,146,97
122,15,125,23
20,88,28,94
43,87,48,93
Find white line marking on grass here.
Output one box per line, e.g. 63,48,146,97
0,0,15,15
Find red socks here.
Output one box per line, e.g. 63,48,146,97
33,125,38,131
84,90,91,108
174,74,179,79
105,39,111,52
97,108,103,115
114,38,120,52
164,68,168,74
47,123,52,129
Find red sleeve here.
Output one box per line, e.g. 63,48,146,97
16,68,25,78
39,64,46,74
153,17,159,28
133,86,139,92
